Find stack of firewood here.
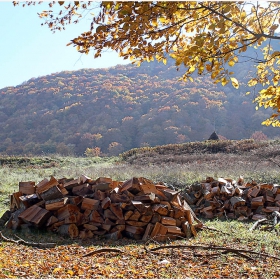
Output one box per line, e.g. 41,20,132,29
3,175,200,241
182,176,280,221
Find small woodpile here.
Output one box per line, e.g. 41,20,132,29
182,176,280,221
2,175,200,241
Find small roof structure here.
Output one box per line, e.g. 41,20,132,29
208,131,220,140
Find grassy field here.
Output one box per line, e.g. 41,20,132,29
0,139,280,278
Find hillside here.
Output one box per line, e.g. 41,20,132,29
0,59,278,156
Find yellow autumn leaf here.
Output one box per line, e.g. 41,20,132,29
228,60,235,67
230,77,239,89
189,65,196,73
67,270,74,276
221,77,229,86
53,267,62,273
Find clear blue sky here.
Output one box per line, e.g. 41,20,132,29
0,1,129,89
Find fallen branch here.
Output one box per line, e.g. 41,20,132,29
82,248,124,257
272,211,280,226
202,225,229,235
0,231,56,248
249,218,268,231
145,244,280,261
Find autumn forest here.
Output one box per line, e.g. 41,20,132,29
0,58,279,156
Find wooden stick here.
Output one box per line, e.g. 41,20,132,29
0,231,56,248
249,218,268,231
145,244,280,261
82,248,124,257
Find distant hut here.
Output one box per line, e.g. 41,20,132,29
208,131,220,140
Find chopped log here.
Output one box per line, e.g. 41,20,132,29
181,192,195,205
50,220,65,231
58,224,79,238
263,206,280,213
125,220,148,227
64,212,83,225
150,222,167,242
72,184,93,196
81,198,99,211
0,210,12,226
190,224,198,237
251,196,264,208
116,219,125,225
18,205,51,227
68,196,83,206
63,179,79,191
152,204,169,216
151,213,162,224
89,210,105,224
264,194,275,203
182,221,192,238
6,208,25,230
57,204,80,221
94,190,106,201
124,210,134,221
79,174,92,184
46,216,59,227
211,186,220,196
104,209,118,220
275,193,280,201
36,178,49,189
93,229,107,235
168,209,175,218
36,176,59,195
171,194,182,208
248,187,260,198
184,206,194,225
230,196,246,208
40,186,63,201
142,223,154,241
79,230,93,239
101,197,111,209
10,191,23,210
19,181,36,195
134,193,156,203
92,183,111,192
18,194,39,209
94,177,113,185
120,177,141,194
165,226,182,235
161,216,177,226
103,230,122,240
110,203,124,220
235,206,249,217
123,231,143,240
132,201,147,214
139,183,158,194
139,212,153,223
45,197,68,211
160,201,171,210
260,183,274,191
101,224,111,231
162,189,179,201
104,218,115,225
125,225,145,235
110,193,131,204
57,185,68,196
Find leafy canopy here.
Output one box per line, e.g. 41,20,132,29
14,1,280,126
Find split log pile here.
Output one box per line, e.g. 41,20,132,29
182,176,280,221
3,175,201,241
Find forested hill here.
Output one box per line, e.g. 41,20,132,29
0,60,278,156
